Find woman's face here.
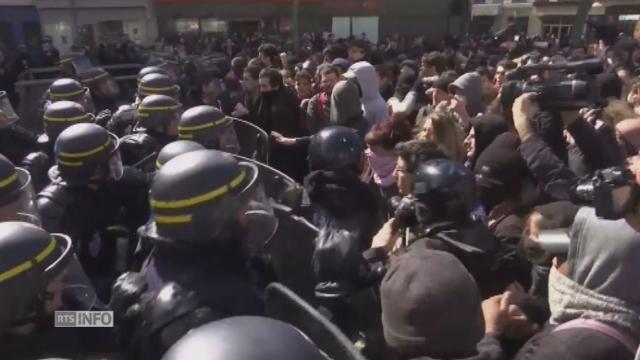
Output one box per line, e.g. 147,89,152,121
394,157,412,196
464,127,476,160
420,118,434,141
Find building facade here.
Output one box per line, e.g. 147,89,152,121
154,0,471,44
33,0,158,53
472,0,640,38
0,0,41,51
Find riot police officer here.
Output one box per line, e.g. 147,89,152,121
119,94,182,171
140,149,275,316
178,105,240,153
137,66,169,83
0,221,112,359
155,140,205,170
400,159,502,297
29,101,95,192
0,153,37,221
36,123,150,296
47,78,90,106
79,67,121,113
162,317,326,360
304,126,385,345
138,73,180,101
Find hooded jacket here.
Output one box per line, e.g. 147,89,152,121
515,206,640,360
330,79,370,139
450,73,485,118
468,115,509,166
345,61,388,125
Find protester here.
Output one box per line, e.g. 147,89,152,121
418,110,467,162
345,61,388,124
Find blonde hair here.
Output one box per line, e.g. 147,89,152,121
419,111,466,162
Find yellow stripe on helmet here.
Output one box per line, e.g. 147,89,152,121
0,172,17,189
59,138,111,159
49,88,85,99
139,85,176,92
81,71,109,84
178,117,228,132
0,238,56,283
43,113,91,123
57,159,83,167
137,105,180,112
155,214,193,224
151,171,246,210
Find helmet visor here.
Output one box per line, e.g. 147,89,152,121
217,121,241,154
237,162,279,254
109,150,124,181
0,168,37,222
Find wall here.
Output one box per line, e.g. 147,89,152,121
0,5,40,49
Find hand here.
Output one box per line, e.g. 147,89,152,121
371,218,400,253
435,100,450,112
449,94,470,120
578,107,598,125
271,131,296,146
512,93,539,142
482,292,511,335
231,102,249,117
627,84,640,107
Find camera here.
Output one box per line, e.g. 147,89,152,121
574,167,639,220
500,59,604,112
389,195,418,232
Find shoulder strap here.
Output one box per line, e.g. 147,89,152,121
554,318,638,353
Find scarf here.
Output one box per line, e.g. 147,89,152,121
549,266,640,338
366,148,397,187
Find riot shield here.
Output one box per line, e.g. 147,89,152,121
265,283,366,360
230,117,269,163
231,154,301,209
261,205,318,304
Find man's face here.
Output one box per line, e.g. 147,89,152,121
202,79,222,99
321,73,339,94
348,47,365,63
464,127,476,160
494,66,507,86
259,77,274,93
394,157,412,196
295,78,312,99
421,58,435,77
259,52,271,67
241,72,258,93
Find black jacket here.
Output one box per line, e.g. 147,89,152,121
256,87,308,182
514,325,634,360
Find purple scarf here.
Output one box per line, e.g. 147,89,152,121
366,148,397,188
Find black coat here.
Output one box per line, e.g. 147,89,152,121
256,87,308,182
514,325,634,360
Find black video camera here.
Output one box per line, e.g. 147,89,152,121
501,59,604,112
574,167,640,220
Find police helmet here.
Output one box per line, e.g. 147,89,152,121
54,123,121,187
138,66,169,82
178,105,237,151
162,317,326,360
48,78,88,104
308,126,364,173
43,100,94,142
79,67,110,87
149,150,260,246
411,159,476,223
0,222,72,331
156,141,205,170
138,73,180,99
136,94,182,132
0,154,35,221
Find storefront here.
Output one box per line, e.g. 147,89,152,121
155,0,469,44
34,0,157,53
0,4,41,51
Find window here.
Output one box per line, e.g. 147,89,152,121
173,19,199,34
201,19,228,33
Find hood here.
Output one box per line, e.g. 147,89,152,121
469,114,509,162
330,79,363,126
381,249,484,359
346,61,379,102
450,73,485,117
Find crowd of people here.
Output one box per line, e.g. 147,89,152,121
1,24,640,360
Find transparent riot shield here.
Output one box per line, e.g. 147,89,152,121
261,204,318,304
230,117,269,163
231,154,302,209
265,283,366,360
